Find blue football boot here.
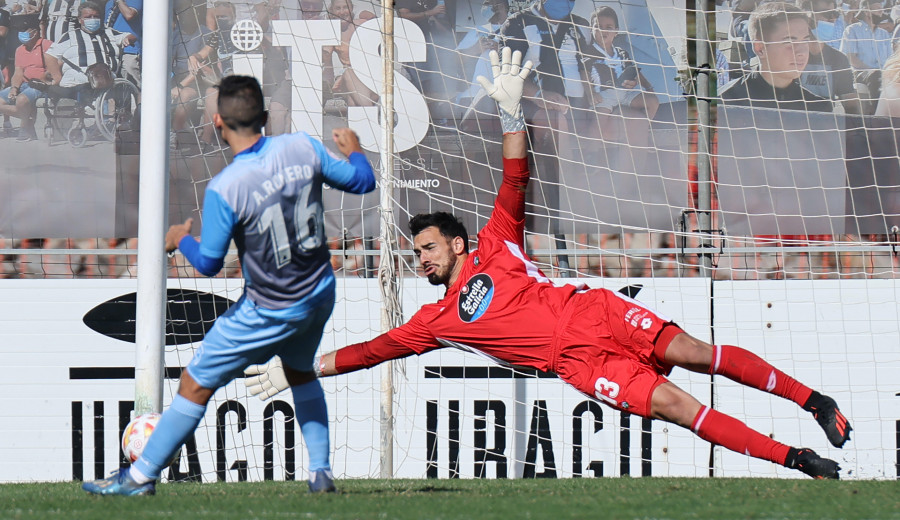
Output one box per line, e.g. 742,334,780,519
308,469,336,493
82,468,156,496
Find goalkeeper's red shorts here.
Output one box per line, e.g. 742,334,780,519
552,288,685,418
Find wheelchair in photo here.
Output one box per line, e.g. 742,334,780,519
33,72,140,147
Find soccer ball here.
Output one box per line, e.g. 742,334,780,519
121,413,161,463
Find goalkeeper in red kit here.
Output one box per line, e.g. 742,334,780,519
246,48,851,479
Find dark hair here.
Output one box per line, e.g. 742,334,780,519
749,2,811,42
409,212,469,253
79,1,104,17
217,75,267,133
590,6,619,28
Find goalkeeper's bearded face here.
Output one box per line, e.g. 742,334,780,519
413,226,463,287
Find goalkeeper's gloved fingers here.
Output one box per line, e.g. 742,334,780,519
243,356,289,400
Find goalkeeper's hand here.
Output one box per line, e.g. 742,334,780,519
475,47,533,122
244,356,290,400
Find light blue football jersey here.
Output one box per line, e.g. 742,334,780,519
198,133,374,311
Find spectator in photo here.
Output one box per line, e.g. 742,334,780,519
299,0,327,20
7,0,39,15
322,0,377,107
262,0,297,135
105,0,141,87
807,0,844,48
841,0,891,111
730,0,763,62
41,0,79,43
396,0,458,121
205,0,266,28
501,0,591,149
502,0,591,110
803,35,863,111
170,2,217,149
582,6,659,144
720,2,834,111
875,5,894,33
454,0,510,113
1,1,12,84
0,14,50,140
798,0,862,112
206,1,235,76
1,2,11,83
874,45,900,114
42,1,136,94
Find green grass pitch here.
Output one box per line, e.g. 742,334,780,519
1,478,898,520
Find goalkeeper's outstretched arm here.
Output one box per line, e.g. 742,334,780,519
244,335,425,400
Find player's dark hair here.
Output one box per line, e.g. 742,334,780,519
217,75,268,134
749,2,810,43
590,6,619,28
409,212,469,253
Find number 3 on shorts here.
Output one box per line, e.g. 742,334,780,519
594,377,620,406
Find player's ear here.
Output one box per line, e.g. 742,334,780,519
753,40,766,58
451,236,466,255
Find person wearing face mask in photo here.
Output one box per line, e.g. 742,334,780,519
840,0,891,111
455,0,511,117
39,1,135,95
0,15,50,141
105,0,142,87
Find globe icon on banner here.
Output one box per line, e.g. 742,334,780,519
231,19,264,52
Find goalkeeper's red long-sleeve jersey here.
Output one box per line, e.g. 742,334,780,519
335,156,588,374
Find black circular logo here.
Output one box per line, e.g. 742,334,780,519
457,273,494,323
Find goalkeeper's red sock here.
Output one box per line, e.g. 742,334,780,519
710,345,813,406
691,406,791,465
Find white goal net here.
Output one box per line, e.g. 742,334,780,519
0,0,898,484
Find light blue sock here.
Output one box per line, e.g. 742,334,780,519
292,379,330,472
132,394,207,480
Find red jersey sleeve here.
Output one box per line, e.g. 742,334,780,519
385,307,442,353
333,333,418,373
481,157,529,246
334,307,443,373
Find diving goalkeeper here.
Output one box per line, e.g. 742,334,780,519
248,47,851,479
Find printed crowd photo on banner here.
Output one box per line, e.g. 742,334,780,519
1,0,688,246
715,0,900,276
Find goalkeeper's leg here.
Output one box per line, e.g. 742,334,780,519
659,333,851,447
651,381,839,479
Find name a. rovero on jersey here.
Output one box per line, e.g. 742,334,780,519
252,164,315,204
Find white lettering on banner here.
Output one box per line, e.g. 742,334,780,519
393,179,440,189
347,17,429,152
269,18,430,153
1,278,898,482
270,19,342,140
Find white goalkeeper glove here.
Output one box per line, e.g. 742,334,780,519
244,356,290,400
476,46,533,134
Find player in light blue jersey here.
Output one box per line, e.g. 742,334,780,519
83,75,376,496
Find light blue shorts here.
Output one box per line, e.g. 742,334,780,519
0,82,46,104
186,290,335,389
